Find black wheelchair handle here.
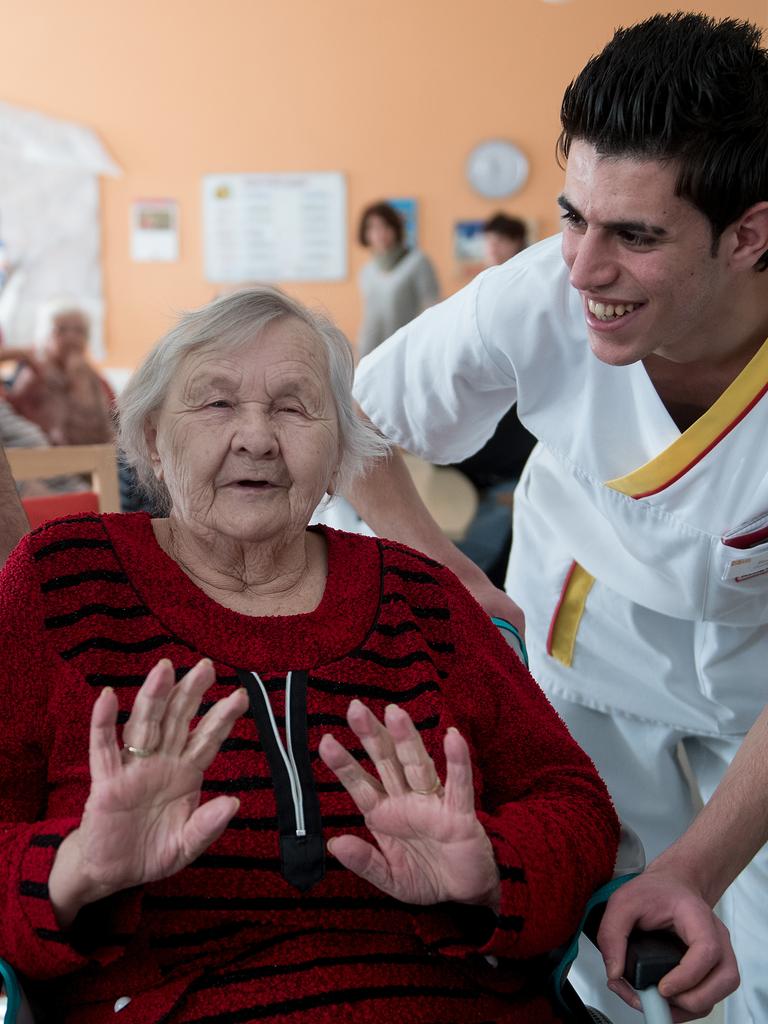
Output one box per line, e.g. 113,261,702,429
625,928,687,990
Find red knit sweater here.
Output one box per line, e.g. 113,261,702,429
0,513,618,1023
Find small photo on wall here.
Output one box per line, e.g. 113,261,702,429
453,219,486,266
131,199,179,263
388,198,418,249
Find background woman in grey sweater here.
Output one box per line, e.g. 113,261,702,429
356,201,439,359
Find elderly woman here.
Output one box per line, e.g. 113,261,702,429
0,288,618,1023
5,303,114,445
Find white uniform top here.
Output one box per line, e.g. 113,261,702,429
354,235,768,735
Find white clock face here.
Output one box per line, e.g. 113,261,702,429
465,139,529,199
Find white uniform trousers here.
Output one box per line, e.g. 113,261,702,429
543,690,766,1024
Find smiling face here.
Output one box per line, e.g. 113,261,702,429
146,318,341,547
560,140,739,366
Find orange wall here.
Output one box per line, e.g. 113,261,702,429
2,0,766,367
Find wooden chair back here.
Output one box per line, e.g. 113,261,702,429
6,444,121,525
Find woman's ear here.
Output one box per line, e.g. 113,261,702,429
144,420,163,481
326,441,343,496
728,202,768,270
325,464,342,495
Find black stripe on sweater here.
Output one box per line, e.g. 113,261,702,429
41,569,129,593
33,537,113,561
31,514,101,535
86,666,191,688
428,640,455,654
29,834,63,848
373,621,420,637
152,922,363,952
34,928,71,943
230,710,438,734
45,603,150,629
177,985,479,1024
193,951,444,990
383,566,439,585
156,925,414,978
19,880,48,898
60,633,193,660
380,593,450,620
352,648,434,670
380,543,441,568
307,675,439,701
144,895,400,912
411,605,450,620
201,775,275,793
499,864,527,883
220,736,262,753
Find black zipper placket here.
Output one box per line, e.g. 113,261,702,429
236,667,325,891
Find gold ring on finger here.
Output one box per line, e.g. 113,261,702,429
124,743,156,758
410,777,442,795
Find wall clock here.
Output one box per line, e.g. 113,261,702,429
465,139,529,199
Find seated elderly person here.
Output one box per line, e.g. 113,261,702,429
5,302,114,445
0,288,618,1023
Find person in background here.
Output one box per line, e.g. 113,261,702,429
482,213,528,267
0,324,87,497
6,303,114,445
356,201,439,360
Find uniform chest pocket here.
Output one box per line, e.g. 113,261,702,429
703,516,768,625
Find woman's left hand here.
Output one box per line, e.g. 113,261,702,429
318,700,500,910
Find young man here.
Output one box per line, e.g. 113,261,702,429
350,13,768,1023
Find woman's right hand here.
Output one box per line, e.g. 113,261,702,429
48,658,248,927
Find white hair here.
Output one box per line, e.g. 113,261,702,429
34,298,91,343
33,297,106,358
117,286,391,512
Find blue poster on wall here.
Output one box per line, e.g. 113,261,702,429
388,197,418,249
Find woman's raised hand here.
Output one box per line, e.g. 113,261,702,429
49,659,248,926
318,700,500,910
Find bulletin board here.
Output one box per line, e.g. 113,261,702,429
202,172,347,283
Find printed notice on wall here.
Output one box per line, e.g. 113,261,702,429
131,199,179,262
202,172,347,282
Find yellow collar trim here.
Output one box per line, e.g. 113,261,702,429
606,337,768,499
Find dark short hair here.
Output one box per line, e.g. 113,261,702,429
357,202,405,247
558,12,768,270
482,213,528,245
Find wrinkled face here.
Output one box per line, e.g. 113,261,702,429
146,318,341,545
560,140,734,365
484,232,524,267
365,214,398,254
49,312,89,358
